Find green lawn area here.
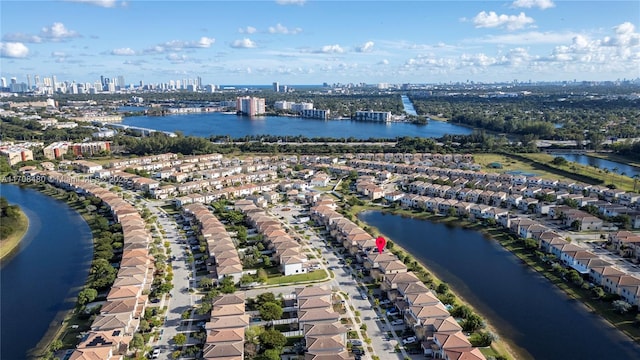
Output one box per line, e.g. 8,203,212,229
266,269,328,285
472,153,573,181
521,153,635,191
160,205,178,215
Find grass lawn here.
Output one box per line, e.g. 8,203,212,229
160,204,179,215
266,269,328,285
0,209,29,260
472,153,574,181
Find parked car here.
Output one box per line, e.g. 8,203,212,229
386,309,399,316
350,339,363,346
390,319,404,326
402,336,417,345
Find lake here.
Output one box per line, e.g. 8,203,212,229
0,184,93,359
551,153,640,178
358,211,640,360
121,112,472,140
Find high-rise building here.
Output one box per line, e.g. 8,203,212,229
273,82,280,92
117,75,125,89
0,77,6,88
236,96,266,116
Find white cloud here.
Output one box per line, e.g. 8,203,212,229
546,22,640,66
472,11,535,31
317,44,344,54
0,42,29,58
379,59,389,65
195,37,215,48
166,53,187,63
2,33,42,43
65,0,120,7
511,0,555,10
231,38,257,49
239,26,257,34
476,31,577,45
268,23,302,35
141,37,215,53
275,0,305,5
111,47,136,56
40,22,80,40
356,41,375,53
51,51,66,57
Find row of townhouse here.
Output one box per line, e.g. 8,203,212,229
236,200,308,276
172,181,279,208
350,157,640,210
505,217,640,308
202,293,249,360
390,186,640,308
381,272,485,359
309,196,486,360
294,286,350,360
610,231,640,261
404,176,640,227
352,152,475,165
183,203,243,284
42,172,154,360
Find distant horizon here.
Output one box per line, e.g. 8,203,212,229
1,1,638,85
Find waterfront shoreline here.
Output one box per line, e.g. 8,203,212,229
0,206,29,261
353,209,525,360
356,206,640,347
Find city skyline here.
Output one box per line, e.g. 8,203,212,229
1,0,639,86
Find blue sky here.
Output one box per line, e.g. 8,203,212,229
1,0,638,86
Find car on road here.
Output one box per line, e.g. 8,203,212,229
390,319,404,326
402,336,417,345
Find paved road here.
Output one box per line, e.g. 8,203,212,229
142,199,199,359
269,203,408,360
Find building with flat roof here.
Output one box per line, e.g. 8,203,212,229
236,96,265,116
0,145,34,166
355,110,392,122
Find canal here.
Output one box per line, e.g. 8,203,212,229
358,211,640,360
0,184,93,359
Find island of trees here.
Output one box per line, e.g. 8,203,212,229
0,196,29,259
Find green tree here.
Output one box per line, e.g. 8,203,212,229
450,305,473,319
259,302,283,321
261,348,282,360
129,333,145,350
173,333,187,346
49,339,63,352
219,276,236,293
259,328,286,349
257,268,268,283
89,259,116,289
77,288,98,306
461,313,484,332
198,277,213,289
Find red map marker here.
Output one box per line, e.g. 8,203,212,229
375,236,386,254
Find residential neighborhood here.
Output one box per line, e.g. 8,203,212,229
13,149,640,360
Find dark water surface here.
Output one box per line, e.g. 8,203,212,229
359,210,640,360
0,184,93,359
122,112,472,139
